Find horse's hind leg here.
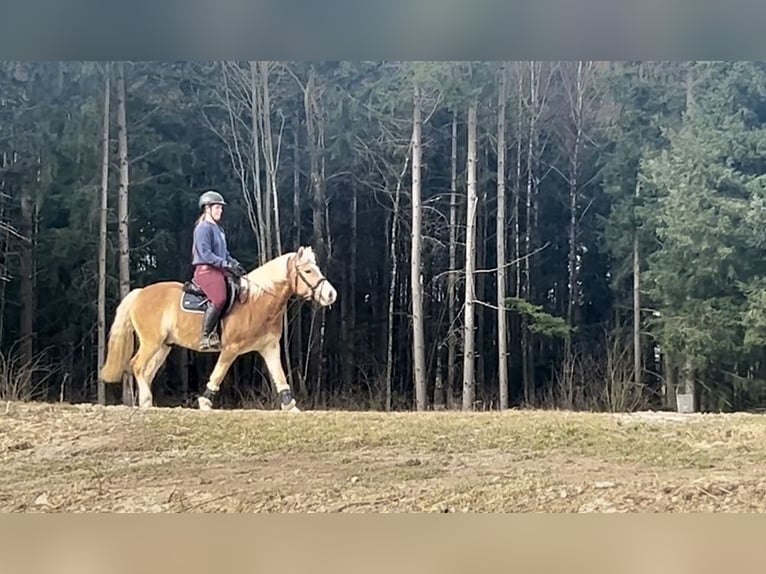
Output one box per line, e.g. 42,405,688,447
131,342,171,409
198,350,238,411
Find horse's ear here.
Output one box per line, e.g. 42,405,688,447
296,246,304,260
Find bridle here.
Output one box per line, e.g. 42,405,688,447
234,255,327,303
292,258,327,302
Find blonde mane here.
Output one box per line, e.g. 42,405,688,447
242,252,294,300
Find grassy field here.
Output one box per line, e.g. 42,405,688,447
2,401,766,512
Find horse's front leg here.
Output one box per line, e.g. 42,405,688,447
198,350,239,411
259,342,300,413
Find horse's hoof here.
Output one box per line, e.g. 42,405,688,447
281,400,301,413
198,396,213,411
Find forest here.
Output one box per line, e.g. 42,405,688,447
2,60,766,413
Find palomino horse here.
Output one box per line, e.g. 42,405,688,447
100,246,336,411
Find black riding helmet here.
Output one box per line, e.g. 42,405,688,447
198,190,227,210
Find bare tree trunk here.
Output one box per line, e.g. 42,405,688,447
257,61,283,256
521,62,537,406
633,178,642,388
340,179,357,393
317,150,331,405
385,156,409,411
19,177,34,394
116,65,129,298
246,62,269,264
0,152,9,351
562,60,590,408
431,262,445,409
411,86,427,411
462,100,478,411
304,66,327,404
349,180,357,359
663,350,677,409
629,65,650,391
304,68,325,263
290,114,305,394
434,332,444,409
496,63,509,410
116,61,133,407
514,65,523,302
681,356,695,397
447,111,458,409
255,61,292,389
97,64,110,406
511,66,524,406
676,64,699,411
476,148,487,406
292,115,302,250
385,239,397,411
18,178,35,400
519,61,552,406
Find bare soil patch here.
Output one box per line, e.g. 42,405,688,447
2,401,766,512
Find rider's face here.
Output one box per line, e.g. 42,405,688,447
208,204,224,222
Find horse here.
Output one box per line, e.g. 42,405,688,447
99,246,337,412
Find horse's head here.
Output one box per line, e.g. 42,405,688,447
289,246,337,307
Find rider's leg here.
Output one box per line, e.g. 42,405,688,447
193,265,227,350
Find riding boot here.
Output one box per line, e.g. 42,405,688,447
199,304,222,350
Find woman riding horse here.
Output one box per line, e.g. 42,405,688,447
191,190,246,350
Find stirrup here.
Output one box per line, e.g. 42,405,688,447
199,332,220,350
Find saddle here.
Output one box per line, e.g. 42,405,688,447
180,275,244,317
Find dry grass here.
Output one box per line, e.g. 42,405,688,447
2,401,766,512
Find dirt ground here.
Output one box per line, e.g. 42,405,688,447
3,400,766,512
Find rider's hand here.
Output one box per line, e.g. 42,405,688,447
225,260,246,277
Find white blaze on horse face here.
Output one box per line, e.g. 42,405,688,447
317,280,337,307
293,247,336,306
297,264,336,306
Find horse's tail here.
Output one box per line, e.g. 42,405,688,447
101,288,142,383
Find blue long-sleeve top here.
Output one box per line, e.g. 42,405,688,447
192,220,230,268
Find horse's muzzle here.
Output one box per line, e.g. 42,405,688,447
318,282,337,306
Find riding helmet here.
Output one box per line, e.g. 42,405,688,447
198,190,227,209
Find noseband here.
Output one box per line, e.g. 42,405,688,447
293,261,327,301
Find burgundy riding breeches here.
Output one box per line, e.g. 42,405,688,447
193,264,227,310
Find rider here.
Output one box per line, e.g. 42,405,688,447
191,190,246,350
